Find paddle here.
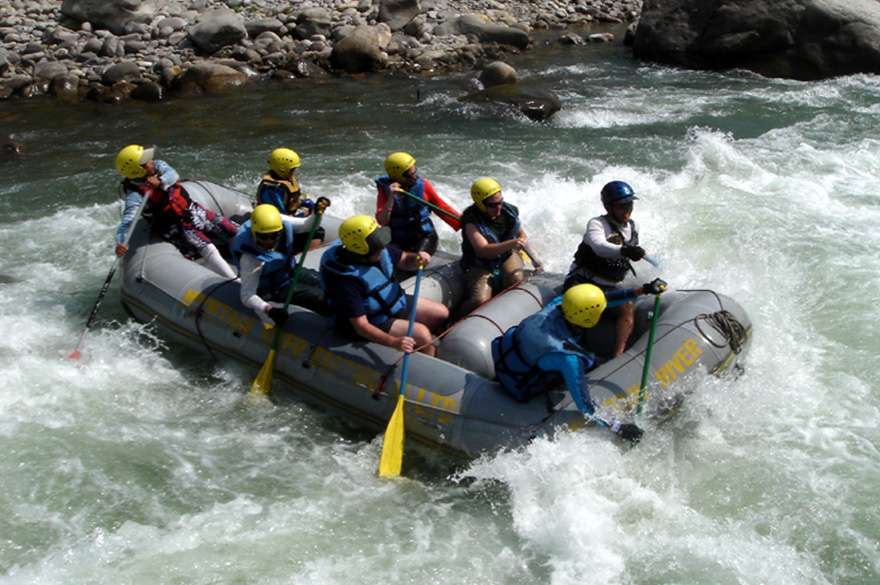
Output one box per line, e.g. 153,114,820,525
68,198,147,360
378,264,424,478
394,187,544,270
636,293,663,415
67,258,121,360
249,202,327,396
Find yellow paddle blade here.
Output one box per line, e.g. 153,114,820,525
378,395,406,478
250,349,276,396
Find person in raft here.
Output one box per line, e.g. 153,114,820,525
564,180,652,357
375,151,461,256
231,203,330,328
256,147,325,252
319,215,449,356
113,144,239,280
456,177,528,317
492,280,667,442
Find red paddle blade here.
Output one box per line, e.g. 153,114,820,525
67,349,81,360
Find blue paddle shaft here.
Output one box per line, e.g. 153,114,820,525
397,267,423,397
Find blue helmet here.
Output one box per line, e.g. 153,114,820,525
601,181,638,205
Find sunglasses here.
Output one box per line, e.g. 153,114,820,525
256,232,281,243
484,198,504,209
612,201,633,211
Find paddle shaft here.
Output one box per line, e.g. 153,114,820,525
636,294,662,415
69,197,146,358
268,208,326,350
397,265,423,394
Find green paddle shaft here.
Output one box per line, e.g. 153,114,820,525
636,294,662,415
396,189,461,221
273,207,326,341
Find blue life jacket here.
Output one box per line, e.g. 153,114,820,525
376,175,434,251
319,241,407,327
491,297,594,402
460,202,521,270
231,219,296,297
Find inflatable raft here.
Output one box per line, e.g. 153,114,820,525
120,181,752,456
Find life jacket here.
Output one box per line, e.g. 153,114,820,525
319,241,407,327
231,219,296,297
258,172,302,214
125,179,191,235
460,202,521,270
571,216,638,283
491,297,594,403
376,176,434,250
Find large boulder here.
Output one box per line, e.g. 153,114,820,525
378,0,421,32
175,62,248,93
437,14,530,49
633,0,880,80
60,0,159,36
461,83,561,122
188,9,247,55
331,25,388,73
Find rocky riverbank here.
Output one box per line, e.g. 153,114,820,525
0,0,641,104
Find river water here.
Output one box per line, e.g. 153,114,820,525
1,43,879,585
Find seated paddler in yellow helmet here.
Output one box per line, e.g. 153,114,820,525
319,215,449,356
231,202,330,328
375,151,461,257
457,177,528,317
257,147,324,252
492,280,667,442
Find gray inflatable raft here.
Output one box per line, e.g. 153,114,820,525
120,181,752,456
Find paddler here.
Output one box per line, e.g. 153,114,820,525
320,215,448,356
231,203,330,327
492,280,667,442
257,147,325,252
375,151,461,256
113,144,239,280
457,177,528,317
564,180,652,357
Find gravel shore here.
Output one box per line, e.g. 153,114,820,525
0,0,641,104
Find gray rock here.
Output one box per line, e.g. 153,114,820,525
100,35,125,57
33,60,69,80
188,10,246,54
246,17,284,38
103,61,141,84
444,14,530,49
378,0,421,32
461,82,561,122
49,74,79,101
60,0,159,36
82,37,103,53
156,17,187,32
479,60,517,87
130,79,164,101
634,0,880,80
294,7,332,39
176,62,247,92
330,24,387,72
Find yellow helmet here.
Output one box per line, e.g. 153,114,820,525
268,148,301,176
339,214,390,255
251,204,283,235
470,177,502,211
561,284,607,329
384,151,416,181
115,144,153,179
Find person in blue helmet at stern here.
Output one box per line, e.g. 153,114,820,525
492,280,667,442
565,180,651,357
